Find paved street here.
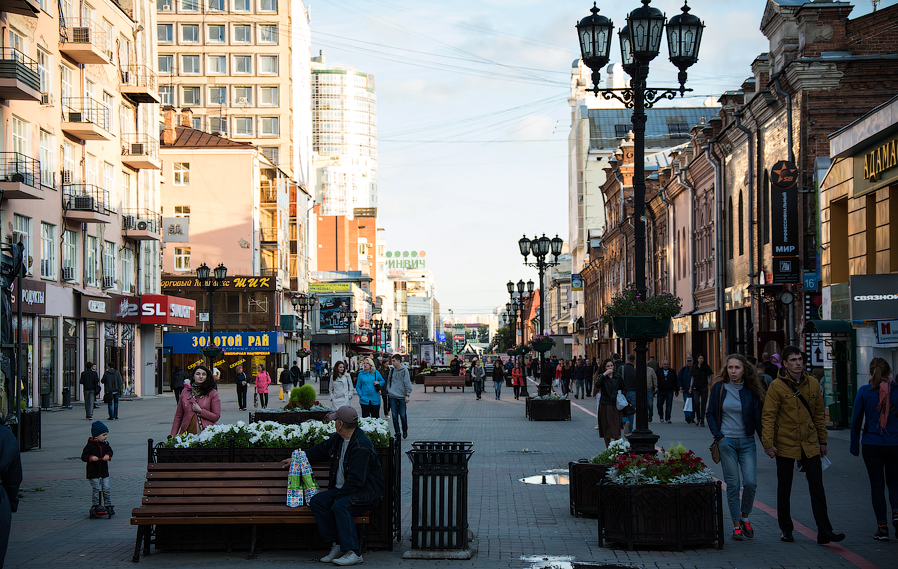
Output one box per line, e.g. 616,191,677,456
6,379,891,569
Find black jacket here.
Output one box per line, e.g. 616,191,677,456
235,372,248,387
491,365,504,381
618,363,637,392
0,418,22,514
305,429,384,506
280,368,293,384
596,371,621,406
81,437,113,479
102,368,124,393
657,368,678,392
80,369,100,392
690,363,714,390
290,365,302,382
170,368,187,390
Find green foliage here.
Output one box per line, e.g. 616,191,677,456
285,384,318,410
601,285,683,324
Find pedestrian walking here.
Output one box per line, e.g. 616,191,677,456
595,358,624,446
689,354,713,427
380,360,393,418
574,359,588,399
81,420,115,518
492,358,504,400
291,360,303,386
170,365,188,404
101,362,123,420
386,354,413,439
761,352,778,380
255,364,272,409
850,357,898,541
79,362,100,420
471,359,485,400
620,354,637,434
656,359,677,423
645,363,658,422
561,360,573,397
511,363,524,399
0,415,22,567
171,365,222,436
315,358,323,382
330,361,353,410
280,365,295,400
678,355,694,423
761,345,845,544
356,358,384,418
450,357,460,377
755,360,774,388
235,365,248,411
706,354,766,541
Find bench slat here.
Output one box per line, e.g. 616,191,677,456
148,471,295,480
145,481,286,490
131,515,368,526
143,495,291,504
145,487,286,496
133,504,331,515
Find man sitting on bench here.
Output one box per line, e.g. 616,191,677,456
289,406,384,566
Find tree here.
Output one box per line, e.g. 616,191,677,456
495,325,514,352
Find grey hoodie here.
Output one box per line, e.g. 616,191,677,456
386,365,413,399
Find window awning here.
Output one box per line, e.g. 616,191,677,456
804,319,853,334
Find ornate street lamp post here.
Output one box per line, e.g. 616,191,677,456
507,278,534,397
517,234,563,394
292,293,316,383
196,262,227,361
576,0,704,454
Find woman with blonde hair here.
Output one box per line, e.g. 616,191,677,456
851,357,898,541
706,354,766,541
356,357,384,418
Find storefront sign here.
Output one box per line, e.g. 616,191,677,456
772,257,800,284
854,135,898,197
114,296,141,323
9,279,45,314
162,217,189,243
571,274,583,291
850,274,898,321
163,332,283,354
385,250,426,271
770,160,800,256
80,294,112,320
353,333,371,345
79,293,143,322
140,294,197,326
724,284,750,311
309,283,352,292
875,320,898,344
161,275,275,291
319,296,350,330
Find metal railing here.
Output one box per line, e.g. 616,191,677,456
260,267,279,277
260,227,277,241
59,18,109,52
62,97,110,131
0,153,39,188
119,64,158,90
121,208,161,232
260,180,278,204
0,48,40,89
120,134,160,160
63,184,110,214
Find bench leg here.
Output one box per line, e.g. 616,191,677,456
132,526,144,563
143,525,151,557
248,524,258,559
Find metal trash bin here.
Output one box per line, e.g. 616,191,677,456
406,441,474,551
62,387,72,408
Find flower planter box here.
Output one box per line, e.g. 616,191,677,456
598,480,724,550
8,409,41,451
248,410,330,424
568,460,609,517
611,316,672,341
528,398,571,421
530,341,554,353
149,438,401,551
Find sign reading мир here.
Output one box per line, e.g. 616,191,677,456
770,160,799,258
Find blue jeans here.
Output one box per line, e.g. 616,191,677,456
107,392,119,419
657,390,674,421
574,379,584,398
309,488,370,554
622,390,636,430
493,381,502,399
682,390,694,420
389,397,408,436
718,437,758,522
473,380,483,398
646,391,654,420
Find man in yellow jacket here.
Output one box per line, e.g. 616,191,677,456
761,345,844,545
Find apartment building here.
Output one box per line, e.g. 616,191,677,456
0,0,165,405
154,0,311,187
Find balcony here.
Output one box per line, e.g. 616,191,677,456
62,184,111,223
0,153,44,200
2,0,40,16
59,19,111,65
260,227,278,248
260,180,278,207
0,49,41,102
121,208,161,241
119,65,160,104
121,134,161,170
61,98,112,141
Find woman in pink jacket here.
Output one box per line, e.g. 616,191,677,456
170,365,221,436
255,364,272,409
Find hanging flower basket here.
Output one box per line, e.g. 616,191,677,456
296,348,311,358
202,346,222,358
611,316,672,341
527,334,555,353
602,286,681,340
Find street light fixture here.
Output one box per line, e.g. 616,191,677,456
291,293,316,382
506,281,531,397
196,262,228,359
576,0,704,455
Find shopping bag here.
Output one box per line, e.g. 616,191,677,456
296,449,319,502
615,390,628,411
287,450,305,507
683,397,693,412
279,387,284,401
254,392,259,409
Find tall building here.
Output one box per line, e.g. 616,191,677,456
154,0,311,187
311,50,377,216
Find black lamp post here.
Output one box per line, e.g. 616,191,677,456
372,318,382,353
576,0,704,454
507,278,534,397
196,262,228,360
292,293,316,382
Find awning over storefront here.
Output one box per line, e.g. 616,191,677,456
804,319,853,334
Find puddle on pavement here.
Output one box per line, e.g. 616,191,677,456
519,474,570,485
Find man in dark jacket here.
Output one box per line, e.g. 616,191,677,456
677,355,694,423
291,360,303,386
656,359,678,423
170,366,188,404
279,366,295,397
300,407,384,566
79,362,100,419
101,363,123,420
618,354,637,433
0,416,22,567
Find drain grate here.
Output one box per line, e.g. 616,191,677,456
507,449,542,454
435,419,460,421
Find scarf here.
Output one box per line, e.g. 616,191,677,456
876,380,893,431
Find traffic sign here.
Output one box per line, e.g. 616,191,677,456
804,271,818,291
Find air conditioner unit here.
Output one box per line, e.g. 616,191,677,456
102,276,114,289
136,220,149,231
161,3,172,9
72,195,94,210
238,97,248,104
40,93,53,105
61,170,73,184
71,27,91,43
68,111,83,123
62,266,76,282
130,143,145,155
122,215,136,230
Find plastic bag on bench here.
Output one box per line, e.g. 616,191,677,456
297,449,319,502
287,449,306,507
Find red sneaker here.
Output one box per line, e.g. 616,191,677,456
741,520,754,538
732,527,744,541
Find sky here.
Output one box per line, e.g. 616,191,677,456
306,0,890,323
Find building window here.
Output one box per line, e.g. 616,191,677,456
181,24,199,44
209,86,226,105
762,171,770,245
727,197,734,260
174,247,191,270
158,24,173,43
738,190,744,256
207,0,224,10
180,0,198,12
192,116,202,130
234,55,252,74
158,55,173,74
668,122,689,138
103,162,115,208
174,205,190,219
13,215,32,273
260,117,279,136
234,86,252,105
39,130,55,187
182,86,200,105
159,85,173,105
11,116,27,155
259,0,276,11
103,240,115,287
173,163,190,185
207,55,226,74
40,223,56,279
121,247,134,293
210,117,227,133
259,55,278,74
614,124,629,138
261,147,278,165
60,64,73,100
234,24,252,43
37,50,50,95
86,235,98,286
63,230,77,280
235,117,253,136
259,86,278,106
158,0,173,9
207,24,225,43
121,171,131,209
258,25,278,44
233,0,249,11
102,92,113,133
62,143,75,184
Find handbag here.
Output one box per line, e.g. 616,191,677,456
103,391,113,404
615,390,628,411
709,385,724,464
710,440,721,463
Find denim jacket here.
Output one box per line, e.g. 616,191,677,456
705,381,764,442
306,429,384,506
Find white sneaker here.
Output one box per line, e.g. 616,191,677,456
332,551,363,566
594,426,600,430
320,543,341,563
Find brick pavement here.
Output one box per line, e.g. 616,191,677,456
5,379,890,568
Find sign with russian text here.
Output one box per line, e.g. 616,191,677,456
772,257,800,284
875,320,898,344
163,332,283,354
571,274,583,291
770,160,799,257
854,135,898,197
850,273,898,321
162,217,189,243
309,283,352,292
140,294,197,326
161,275,275,291
9,279,45,314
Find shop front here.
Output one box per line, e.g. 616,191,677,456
10,279,45,406
79,293,142,395
163,331,284,384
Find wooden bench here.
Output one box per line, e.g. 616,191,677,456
130,462,370,562
423,377,467,393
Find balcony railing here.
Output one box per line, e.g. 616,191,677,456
0,153,39,188
260,180,278,204
62,97,110,131
0,48,40,101
260,267,280,277
59,18,109,52
119,65,157,90
63,184,110,214
121,208,161,233
260,227,278,241
121,134,160,160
